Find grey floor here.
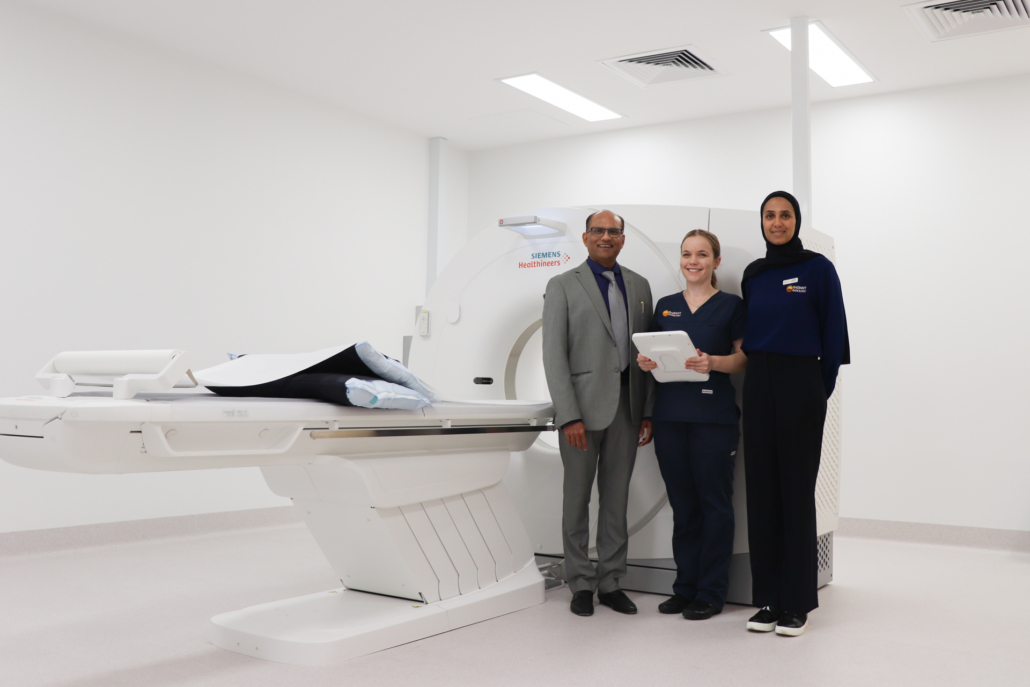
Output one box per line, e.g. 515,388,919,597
1,524,1027,687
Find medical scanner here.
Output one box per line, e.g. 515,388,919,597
408,205,843,603
0,204,843,666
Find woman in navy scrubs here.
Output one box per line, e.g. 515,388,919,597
637,229,747,621
741,191,849,637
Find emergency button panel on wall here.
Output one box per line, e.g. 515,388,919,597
418,310,430,337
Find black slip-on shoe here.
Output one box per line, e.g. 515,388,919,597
746,606,782,632
658,594,692,614
570,590,594,616
597,589,638,615
775,612,808,636
682,599,721,620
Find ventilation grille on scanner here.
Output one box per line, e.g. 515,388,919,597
602,46,720,87
801,232,842,536
817,533,833,573
905,0,1030,41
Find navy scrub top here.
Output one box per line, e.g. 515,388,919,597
649,291,747,425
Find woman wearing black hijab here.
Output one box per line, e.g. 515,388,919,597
740,191,849,637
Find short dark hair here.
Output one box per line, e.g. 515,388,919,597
585,209,625,232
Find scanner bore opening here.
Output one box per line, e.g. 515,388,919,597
504,319,559,450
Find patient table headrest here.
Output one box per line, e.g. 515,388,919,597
38,350,196,399
53,350,182,376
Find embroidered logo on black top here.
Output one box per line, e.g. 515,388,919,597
786,285,807,293
662,310,682,317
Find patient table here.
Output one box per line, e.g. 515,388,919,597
0,383,554,665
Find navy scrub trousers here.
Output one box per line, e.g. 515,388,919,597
742,350,826,615
653,421,739,609
648,290,747,610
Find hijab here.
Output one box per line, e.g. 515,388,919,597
740,191,820,289
741,190,850,365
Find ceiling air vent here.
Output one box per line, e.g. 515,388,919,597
905,0,1030,41
601,46,721,88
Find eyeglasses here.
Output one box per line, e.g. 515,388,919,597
587,227,624,237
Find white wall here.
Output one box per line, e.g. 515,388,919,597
438,143,470,279
467,107,793,236
468,74,1030,533
428,139,469,288
0,3,430,532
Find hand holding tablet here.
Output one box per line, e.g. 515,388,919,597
632,331,710,383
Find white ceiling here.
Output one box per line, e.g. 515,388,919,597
23,0,1030,150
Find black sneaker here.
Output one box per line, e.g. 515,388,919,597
658,594,691,614
775,612,808,636
746,606,781,632
682,600,721,621
570,590,594,616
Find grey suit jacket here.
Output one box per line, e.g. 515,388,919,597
542,260,655,430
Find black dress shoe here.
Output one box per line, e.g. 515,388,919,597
570,590,594,616
682,599,721,620
658,594,692,614
597,589,637,615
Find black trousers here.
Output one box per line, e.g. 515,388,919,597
742,351,826,614
653,421,739,610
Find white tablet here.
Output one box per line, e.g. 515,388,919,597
632,331,709,383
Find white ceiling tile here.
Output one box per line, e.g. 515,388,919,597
21,0,1030,149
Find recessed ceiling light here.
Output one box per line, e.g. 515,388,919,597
767,22,874,87
500,74,621,122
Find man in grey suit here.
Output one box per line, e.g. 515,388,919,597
542,209,655,617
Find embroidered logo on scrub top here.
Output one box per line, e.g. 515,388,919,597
786,285,807,293
701,389,713,394
662,310,682,317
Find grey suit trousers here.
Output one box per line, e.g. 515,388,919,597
559,383,638,594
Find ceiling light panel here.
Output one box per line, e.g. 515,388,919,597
500,74,621,122
601,46,721,88
768,22,875,87
905,0,1030,41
